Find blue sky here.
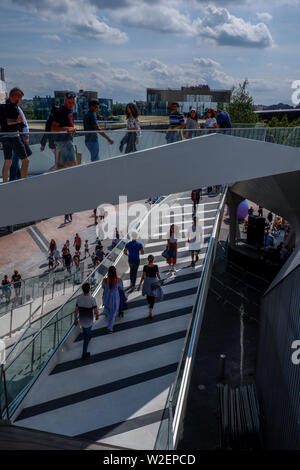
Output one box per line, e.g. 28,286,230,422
1,0,300,104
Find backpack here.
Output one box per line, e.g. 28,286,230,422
45,105,60,132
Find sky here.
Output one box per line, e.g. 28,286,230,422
0,0,300,104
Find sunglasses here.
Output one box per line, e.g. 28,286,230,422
66,93,77,99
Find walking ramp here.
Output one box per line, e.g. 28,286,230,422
1,189,225,450
1,128,300,228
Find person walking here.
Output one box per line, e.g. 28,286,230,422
1,275,11,303
258,206,263,217
124,232,144,291
191,189,202,214
51,91,77,168
119,103,141,154
187,216,203,267
185,108,198,138
0,87,30,182
11,270,22,300
53,248,60,266
74,282,99,359
84,240,90,258
83,100,113,161
9,105,31,181
166,102,184,144
167,224,179,272
74,233,82,253
49,239,57,254
102,266,124,332
63,249,73,274
40,105,60,172
138,255,161,319
48,252,55,271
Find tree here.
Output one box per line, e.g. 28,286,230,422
227,79,257,124
113,103,126,116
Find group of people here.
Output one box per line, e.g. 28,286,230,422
166,102,232,143
74,216,203,359
1,88,232,183
47,234,93,273
1,270,22,304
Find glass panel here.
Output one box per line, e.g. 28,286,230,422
1,127,299,186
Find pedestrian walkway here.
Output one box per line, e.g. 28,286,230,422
12,190,221,449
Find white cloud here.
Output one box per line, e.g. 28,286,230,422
43,34,61,41
193,57,221,68
256,12,272,22
37,57,109,68
9,0,128,44
194,5,273,48
112,4,196,36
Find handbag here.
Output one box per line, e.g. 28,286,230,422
162,246,169,259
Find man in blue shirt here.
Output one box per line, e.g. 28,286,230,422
216,109,232,129
166,102,184,144
83,100,113,161
124,232,144,291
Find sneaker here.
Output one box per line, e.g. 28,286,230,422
190,261,195,267
82,352,91,360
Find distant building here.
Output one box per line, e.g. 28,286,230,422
33,96,54,120
146,85,231,117
0,67,6,104
99,98,113,119
33,90,113,120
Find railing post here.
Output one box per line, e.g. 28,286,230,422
0,366,10,422
41,287,45,315
52,279,55,299
63,277,66,295
29,301,32,324
9,308,13,338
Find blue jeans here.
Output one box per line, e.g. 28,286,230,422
10,151,21,181
129,260,140,287
85,141,100,161
55,140,76,162
82,326,92,356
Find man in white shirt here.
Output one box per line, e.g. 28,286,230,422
187,216,203,267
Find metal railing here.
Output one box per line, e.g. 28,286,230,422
154,187,228,449
0,266,91,339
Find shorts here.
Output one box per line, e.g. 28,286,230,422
75,245,81,251
55,140,76,162
2,136,28,161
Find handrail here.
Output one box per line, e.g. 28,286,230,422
167,186,228,448
0,126,299,136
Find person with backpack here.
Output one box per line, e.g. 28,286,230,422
40,105,60,171
0,87,30,182
51,91,77,168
